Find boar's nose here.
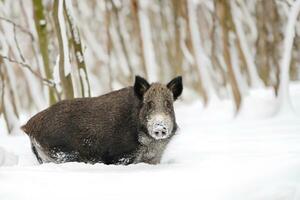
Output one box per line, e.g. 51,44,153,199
153,121,168,137
148,114,173,140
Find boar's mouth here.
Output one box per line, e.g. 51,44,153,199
147,114,174,140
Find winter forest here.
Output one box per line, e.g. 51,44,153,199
1,0,300,199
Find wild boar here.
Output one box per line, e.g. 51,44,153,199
22,76,183,165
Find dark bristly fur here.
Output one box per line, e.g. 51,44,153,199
22,76,183,165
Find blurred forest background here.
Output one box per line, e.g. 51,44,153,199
0,0,300,134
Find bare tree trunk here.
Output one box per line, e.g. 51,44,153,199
216,0,242,112
64,0,91,97
231,1,262,88
210,11,227,94
291,34,300,81
186,0,209,104
105,0,113,91
110,0,133,82
53,0,74,100
255,0,281,95
138,1,158,81
0,57,5,116
131,0,148,78
171,0,183,76
278,0,300,114
32,0,56,104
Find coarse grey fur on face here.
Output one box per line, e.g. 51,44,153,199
133,76,183,163
139,83,176,140
22,75,183,165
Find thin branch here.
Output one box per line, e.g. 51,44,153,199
0,16,29,63
0,16,34,41
19,0,42,74
13,24,26,62
0,54,55,87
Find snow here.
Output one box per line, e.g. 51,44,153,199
2,94,20,135
0,83,300,199
76,51,83,63
0,147,18,166
39,19,46,26
53,55,62,93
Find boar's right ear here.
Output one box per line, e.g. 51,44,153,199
134,76,150,99
167,76,183,100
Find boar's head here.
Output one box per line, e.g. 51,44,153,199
134,76,183,140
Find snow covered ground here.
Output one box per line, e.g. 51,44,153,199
1,83,300,200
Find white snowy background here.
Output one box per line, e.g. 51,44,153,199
1,0,300,199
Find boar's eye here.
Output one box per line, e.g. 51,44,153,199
146,101,155,110
165,100,172,109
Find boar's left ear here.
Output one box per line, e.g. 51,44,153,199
167,76,183,100
134,75,150,100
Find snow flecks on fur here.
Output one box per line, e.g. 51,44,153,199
82,137,92,147
32,138,80,164
116,157,131,165
49,149,79,163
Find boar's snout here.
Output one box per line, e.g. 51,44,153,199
148,114,173,140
